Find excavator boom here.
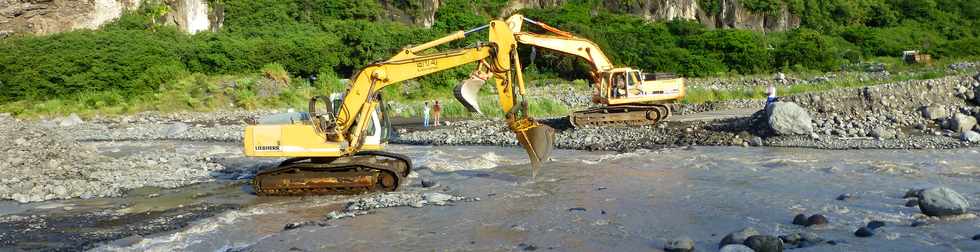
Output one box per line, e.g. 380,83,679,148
243,19,554,196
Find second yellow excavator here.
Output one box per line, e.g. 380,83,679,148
243,19,555,196
456,15,686,127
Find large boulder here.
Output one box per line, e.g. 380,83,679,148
744,235,784,252
767,102,813,135
870,127,896,139
665,237,695,252
918,187,971,217
720,227,760,248
950,113,977,133
720,244,755,252
165,122,190,136
58,113,83,127
963,131,980,143
922,105,948,120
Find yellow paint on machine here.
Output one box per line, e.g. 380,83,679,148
243,125,382,157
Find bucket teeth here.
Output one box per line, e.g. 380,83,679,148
454,78,485,114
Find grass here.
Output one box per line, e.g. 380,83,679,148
682,56,978,104
0,73,321,118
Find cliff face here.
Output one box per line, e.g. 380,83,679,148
0,0,798,37
0,0,220,37
380,0,441,28
502,0,800,32
163,0,218,33
715,0,800,31
0,0,139,36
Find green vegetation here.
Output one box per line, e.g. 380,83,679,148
0,0,977,117
681,60,970,104
520,0,978,77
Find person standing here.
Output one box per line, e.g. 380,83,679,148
433,100,442,126
423,101,430,128
766,84,778,108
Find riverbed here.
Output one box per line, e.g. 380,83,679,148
1,143,978,251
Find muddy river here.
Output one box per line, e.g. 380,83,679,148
2,142,979,251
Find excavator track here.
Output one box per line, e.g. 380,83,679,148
253,151,412,196
570,104,673,127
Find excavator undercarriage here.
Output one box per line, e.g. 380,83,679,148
570,104,673,127
253,151,411,196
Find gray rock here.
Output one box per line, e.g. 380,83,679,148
854,227,874,237
779,233,801,245
905,199,919,207
744,235,783,252
720,227,760,248
867,220,886,230
665,237,694,252
806,214,829,226
922,105,948,120
421,179,439,188
719,244,755,252
962,131,980,143
950,113,977,133
59,113,84,127
870,127,896,139
904,188,923,198
792,214,808,226
166,122,190,136
767,102,813,135
423,192,454,206
918,187,971,217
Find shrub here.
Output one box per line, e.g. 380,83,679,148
261,63,290,86
775,28,849,71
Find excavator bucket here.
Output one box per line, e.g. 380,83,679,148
509,118,555,177
454,77,485,114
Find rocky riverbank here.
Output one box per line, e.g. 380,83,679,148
2,71,978,204
0,114,260,203
396,73,980,151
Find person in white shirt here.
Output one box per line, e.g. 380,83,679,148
423,101,431,128
766,84,778,107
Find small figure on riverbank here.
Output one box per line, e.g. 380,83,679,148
423,101,430,128
433,100,442,126
766,84,778,108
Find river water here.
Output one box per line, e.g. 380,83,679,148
3,143,979,251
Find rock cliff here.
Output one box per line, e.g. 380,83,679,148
0,0,798,37
502,0,799,32
0,0,219,37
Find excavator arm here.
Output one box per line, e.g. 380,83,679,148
470,14,686,128
333,22,520,153
244,19,555,196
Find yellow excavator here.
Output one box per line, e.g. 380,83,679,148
242,19,555,196
457,14,686,127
